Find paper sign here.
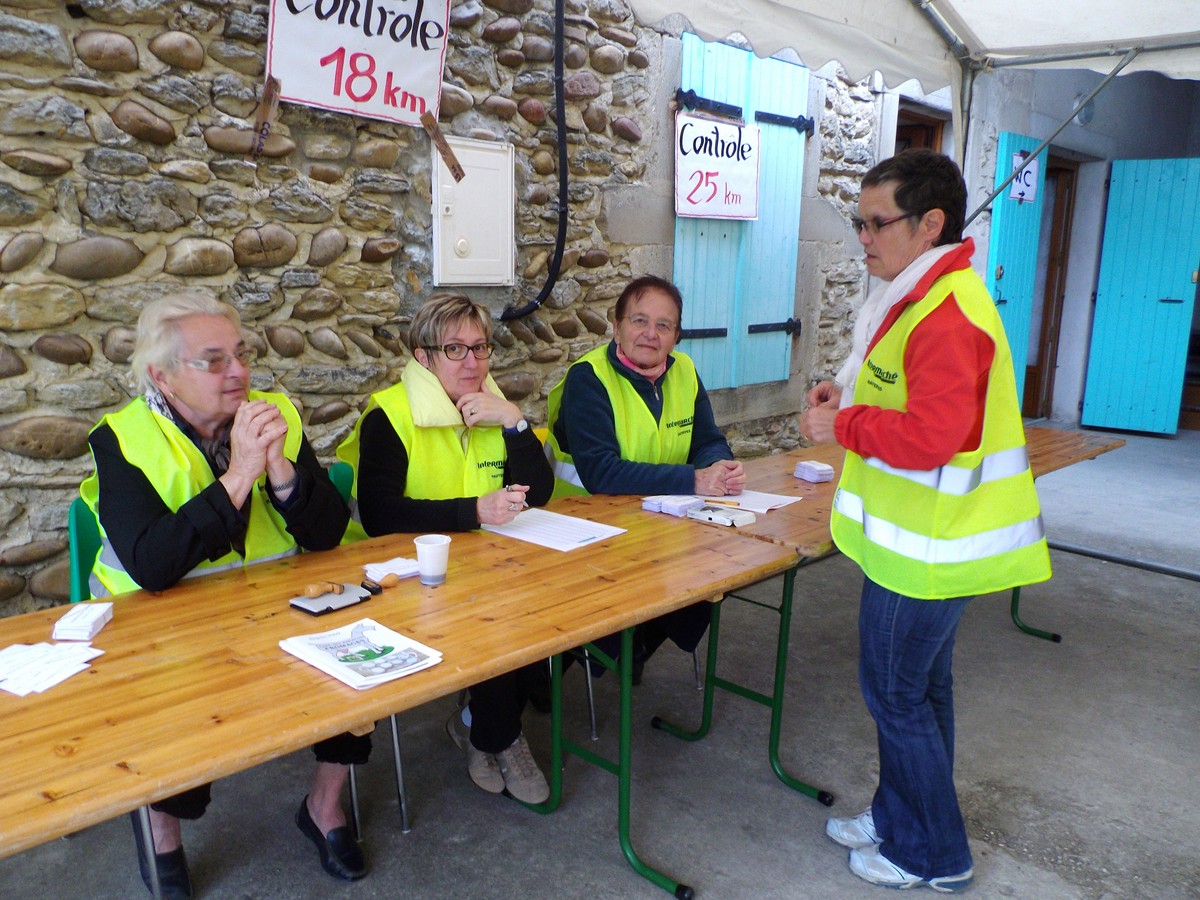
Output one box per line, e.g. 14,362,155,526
1008,152,1039,203
675,112,760,220
266,0,451,127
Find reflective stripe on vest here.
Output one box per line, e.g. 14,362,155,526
861,444,1032,496
545,344,699,497
80,392,304,597
830,266,1051,599
833,486,1046,565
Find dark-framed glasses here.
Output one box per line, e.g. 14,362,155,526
424,342,494,361
623,314,679,336
183,347,256,374
850,212,919,236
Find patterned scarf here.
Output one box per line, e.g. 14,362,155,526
145,386,232,476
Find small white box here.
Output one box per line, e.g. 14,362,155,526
794,460,835,483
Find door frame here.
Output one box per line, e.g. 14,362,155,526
1024,156,1078,418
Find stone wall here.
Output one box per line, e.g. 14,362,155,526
0,0,880,615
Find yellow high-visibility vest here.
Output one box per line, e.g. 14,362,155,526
80,391,303,597
545,344,698,497
830,268,1052,599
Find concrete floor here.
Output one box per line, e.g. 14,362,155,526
3,427,1197,899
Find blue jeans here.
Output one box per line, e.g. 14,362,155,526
859,576,974,878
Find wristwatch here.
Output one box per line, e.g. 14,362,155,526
503,419,529,435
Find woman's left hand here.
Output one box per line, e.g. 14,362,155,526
457,391,523,430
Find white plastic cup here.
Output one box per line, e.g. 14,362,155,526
413,534,452,585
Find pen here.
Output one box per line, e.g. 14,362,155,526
705,499,740,507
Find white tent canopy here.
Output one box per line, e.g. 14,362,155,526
628,0,1200,90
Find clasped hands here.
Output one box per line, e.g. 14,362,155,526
221,399,294,506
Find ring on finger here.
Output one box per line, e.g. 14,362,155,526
508,502,518,511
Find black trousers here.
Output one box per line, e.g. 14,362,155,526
150,732,372,819
590,601,711,669
466,662,543,754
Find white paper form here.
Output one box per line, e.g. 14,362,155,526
697,489,802,514
481,507,626,551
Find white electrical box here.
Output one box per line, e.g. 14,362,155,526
432,136,515,286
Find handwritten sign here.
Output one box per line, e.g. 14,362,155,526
266,0,451,127
674,112,759,220
1008,152,1039,204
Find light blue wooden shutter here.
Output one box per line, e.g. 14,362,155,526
1082,157,1200,434
673,34,809,389
985,132,1047,411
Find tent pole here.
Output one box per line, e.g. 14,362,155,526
963,46,1141,228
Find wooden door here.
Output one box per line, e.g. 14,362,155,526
1082,158,1200,434
673,34,809,389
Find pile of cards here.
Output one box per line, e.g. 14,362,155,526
364,556,420,582
0,642,104,696
642,495,705,516
794,460,835,483
52,601,113,641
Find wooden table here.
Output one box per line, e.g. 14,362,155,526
0,500,795,899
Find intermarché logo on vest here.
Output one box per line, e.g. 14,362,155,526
866,359,899,388
665,416,695,430
477,460,505,470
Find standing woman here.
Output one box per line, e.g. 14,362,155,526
545,274,745,681
81,293,370,897
337,293,553,804
801,150,1051,892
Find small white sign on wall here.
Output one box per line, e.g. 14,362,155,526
266,0,451,127
674,112,760,220
1008,153,1040,204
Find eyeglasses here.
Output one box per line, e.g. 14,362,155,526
424,342,494,361
850,212,919,236
623,314,679,336
182,347,256,374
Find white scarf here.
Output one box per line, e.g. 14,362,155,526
836,243,961,408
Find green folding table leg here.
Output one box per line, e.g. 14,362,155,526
653,565,834,806
531,631,695,899
1010,586,1062,642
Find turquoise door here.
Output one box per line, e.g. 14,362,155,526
673,33,809,389
985,132,1047,410
1082,158,1200,434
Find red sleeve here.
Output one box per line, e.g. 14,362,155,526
833,293,995,470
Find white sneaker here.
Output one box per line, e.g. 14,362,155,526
445,711,504,794
826,808,881,849
494,733,549,804
849,845,974,893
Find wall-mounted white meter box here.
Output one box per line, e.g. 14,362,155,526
432,135,515,286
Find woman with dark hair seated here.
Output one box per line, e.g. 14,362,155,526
545,274,745,682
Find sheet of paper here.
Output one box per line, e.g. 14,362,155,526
482,507,626,551
697,489,802,514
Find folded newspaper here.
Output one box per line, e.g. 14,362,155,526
280,617,441,690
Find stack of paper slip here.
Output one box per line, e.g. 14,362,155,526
52,602,113,641
642,495,705,516
0,642,104,696
794,460,835,482
363,557,420,581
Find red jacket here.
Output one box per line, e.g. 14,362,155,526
834,239,997,471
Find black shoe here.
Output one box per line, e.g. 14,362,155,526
295,796,367,881
129,812,193,899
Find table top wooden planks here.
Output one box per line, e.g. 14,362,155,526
0,499,795,860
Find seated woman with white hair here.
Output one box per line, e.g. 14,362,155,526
81,292,369,898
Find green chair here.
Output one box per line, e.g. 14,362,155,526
328,460,411,834
68,497,101,603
